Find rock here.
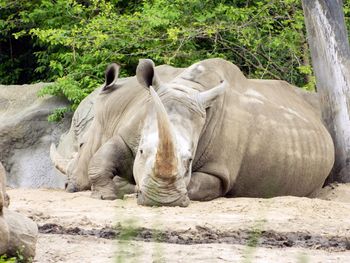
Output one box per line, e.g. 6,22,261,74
0,162,9,209
3,209,38,260
0,83,71,188
0,168,9,255
0,161,38,260
0,216,10,255
0,162,6,209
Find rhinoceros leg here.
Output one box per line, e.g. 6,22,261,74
88,136,135,200
187,172,224,201
112,176,137,198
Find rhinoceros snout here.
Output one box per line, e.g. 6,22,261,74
65,182,78,193
137,193,190,207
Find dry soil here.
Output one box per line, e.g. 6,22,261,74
7,183,350,263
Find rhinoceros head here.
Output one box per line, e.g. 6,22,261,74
134,59,225,207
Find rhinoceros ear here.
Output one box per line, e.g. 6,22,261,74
198,80,226,109
102,63,120,92
136,59,161,90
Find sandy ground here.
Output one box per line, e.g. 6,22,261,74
6,183,350,263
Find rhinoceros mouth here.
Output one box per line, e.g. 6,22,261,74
137,193,190,207
136,184,190,207
136,172,190,207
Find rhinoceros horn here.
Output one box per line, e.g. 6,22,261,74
198,80,226,108
50,143,72,175
150,87,178,180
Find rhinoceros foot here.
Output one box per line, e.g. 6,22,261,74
90,177,136,200
90,190,118,200
113,176,136,198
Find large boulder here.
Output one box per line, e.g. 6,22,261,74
0,163,9,208
0,83,70,188
0,163,9,255
0,162,38,259
2,209,38,259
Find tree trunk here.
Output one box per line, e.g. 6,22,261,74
302,0,350,183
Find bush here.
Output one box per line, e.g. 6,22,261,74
0,254,19,263
1,0,349,119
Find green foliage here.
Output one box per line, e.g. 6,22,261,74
0,1,40,84
46,107,71,122
1,0,350,119
0,246,29,262
116,220,140,263
297,253,310,263
0,252,26,263
345,1,350,43
0,255,16,263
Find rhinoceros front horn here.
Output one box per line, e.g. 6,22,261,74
50,143,72,175
149,87,178,180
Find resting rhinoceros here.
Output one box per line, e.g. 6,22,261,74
51,63,185,198
51,58,334,207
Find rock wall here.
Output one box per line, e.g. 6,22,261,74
0,83,70,188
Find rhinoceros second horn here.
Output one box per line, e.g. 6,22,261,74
50,143,71,175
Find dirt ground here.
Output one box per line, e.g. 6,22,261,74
7,183,350,263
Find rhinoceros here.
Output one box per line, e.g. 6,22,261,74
51,63,185,198
51,58,334,207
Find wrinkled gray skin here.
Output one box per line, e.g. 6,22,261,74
51,63,185,200
133,59,334,206
52,58,334,207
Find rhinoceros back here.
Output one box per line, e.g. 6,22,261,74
230,79,334,197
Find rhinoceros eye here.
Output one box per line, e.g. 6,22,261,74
139,149,143,154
